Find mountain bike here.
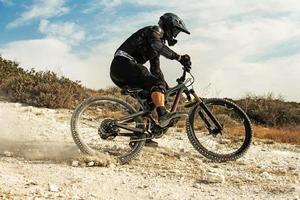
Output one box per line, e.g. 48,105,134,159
70,67,252,164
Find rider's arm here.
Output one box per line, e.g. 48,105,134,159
149,56,165,81
148,26,180,60
150,56,169,89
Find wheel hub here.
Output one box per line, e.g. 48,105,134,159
98,118,119,139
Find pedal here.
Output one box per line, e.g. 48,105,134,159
168,117,180,127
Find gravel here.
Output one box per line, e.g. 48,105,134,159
0,100,299,200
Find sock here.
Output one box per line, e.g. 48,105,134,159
156,106,167,117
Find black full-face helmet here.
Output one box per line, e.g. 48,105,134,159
158,13,190,46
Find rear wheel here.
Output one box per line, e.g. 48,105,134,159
187,98,252,162
70,96,145,164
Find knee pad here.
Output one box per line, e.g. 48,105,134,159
150,84,166,94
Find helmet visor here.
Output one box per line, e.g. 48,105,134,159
174,18,190,35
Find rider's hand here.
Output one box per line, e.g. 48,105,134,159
178,54,191,72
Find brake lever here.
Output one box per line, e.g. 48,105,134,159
176,68,187,84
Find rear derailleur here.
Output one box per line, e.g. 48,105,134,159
98,118,119,140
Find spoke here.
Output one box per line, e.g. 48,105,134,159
200,136,212,145
81,121,99,128
83,134,99,139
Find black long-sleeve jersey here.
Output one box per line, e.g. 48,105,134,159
116,25,179,81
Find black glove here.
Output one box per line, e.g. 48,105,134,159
179,54,192,72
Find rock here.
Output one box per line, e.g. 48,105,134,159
34,198,46,200
179,157,185,162
26,181,38,186
279,168,287,174
87,161,95,167
271,161,279,165
246,176,255,182
171,169,181,174
260,172,272,180
261,148,267,152
194,172,225,184
192,182,202,189
48,183,59,192
236,160,246,165
288,166,297,171
176,128,183,132
289,185,300,193
205,172,225,184
179,148,185,153
34,188,42,195
109,163,116,168
4,151,13,157
80,162,87,167
179,177,185,184
71,160,79,167
57,194,65,198
264,140,275,144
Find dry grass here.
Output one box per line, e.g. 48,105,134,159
253,126,300,144
182,119,300,144
220,125,300,144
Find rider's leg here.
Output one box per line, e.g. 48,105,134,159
150,91,168,117
151,91,179,122
111,60,180,127
150,89,183,127
151,91,164,107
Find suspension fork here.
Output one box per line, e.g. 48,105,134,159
190,90,223,131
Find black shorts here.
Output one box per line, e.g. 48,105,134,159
110,56,166,93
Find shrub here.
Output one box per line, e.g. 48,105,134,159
0,56,138,109
0,56,90,108
235,93,300,127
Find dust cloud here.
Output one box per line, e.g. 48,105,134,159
0,103,78,162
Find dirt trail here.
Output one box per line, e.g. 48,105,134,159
0,100,299,200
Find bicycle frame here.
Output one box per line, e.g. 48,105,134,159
116,82,188,134
115,69,224,135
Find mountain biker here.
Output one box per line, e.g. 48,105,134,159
110,13,191,146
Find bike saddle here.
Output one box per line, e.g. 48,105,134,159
121,86,150,99
121,86,143,95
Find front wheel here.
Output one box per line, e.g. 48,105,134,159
186,98,252,162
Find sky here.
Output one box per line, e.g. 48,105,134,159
0,0,299,101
